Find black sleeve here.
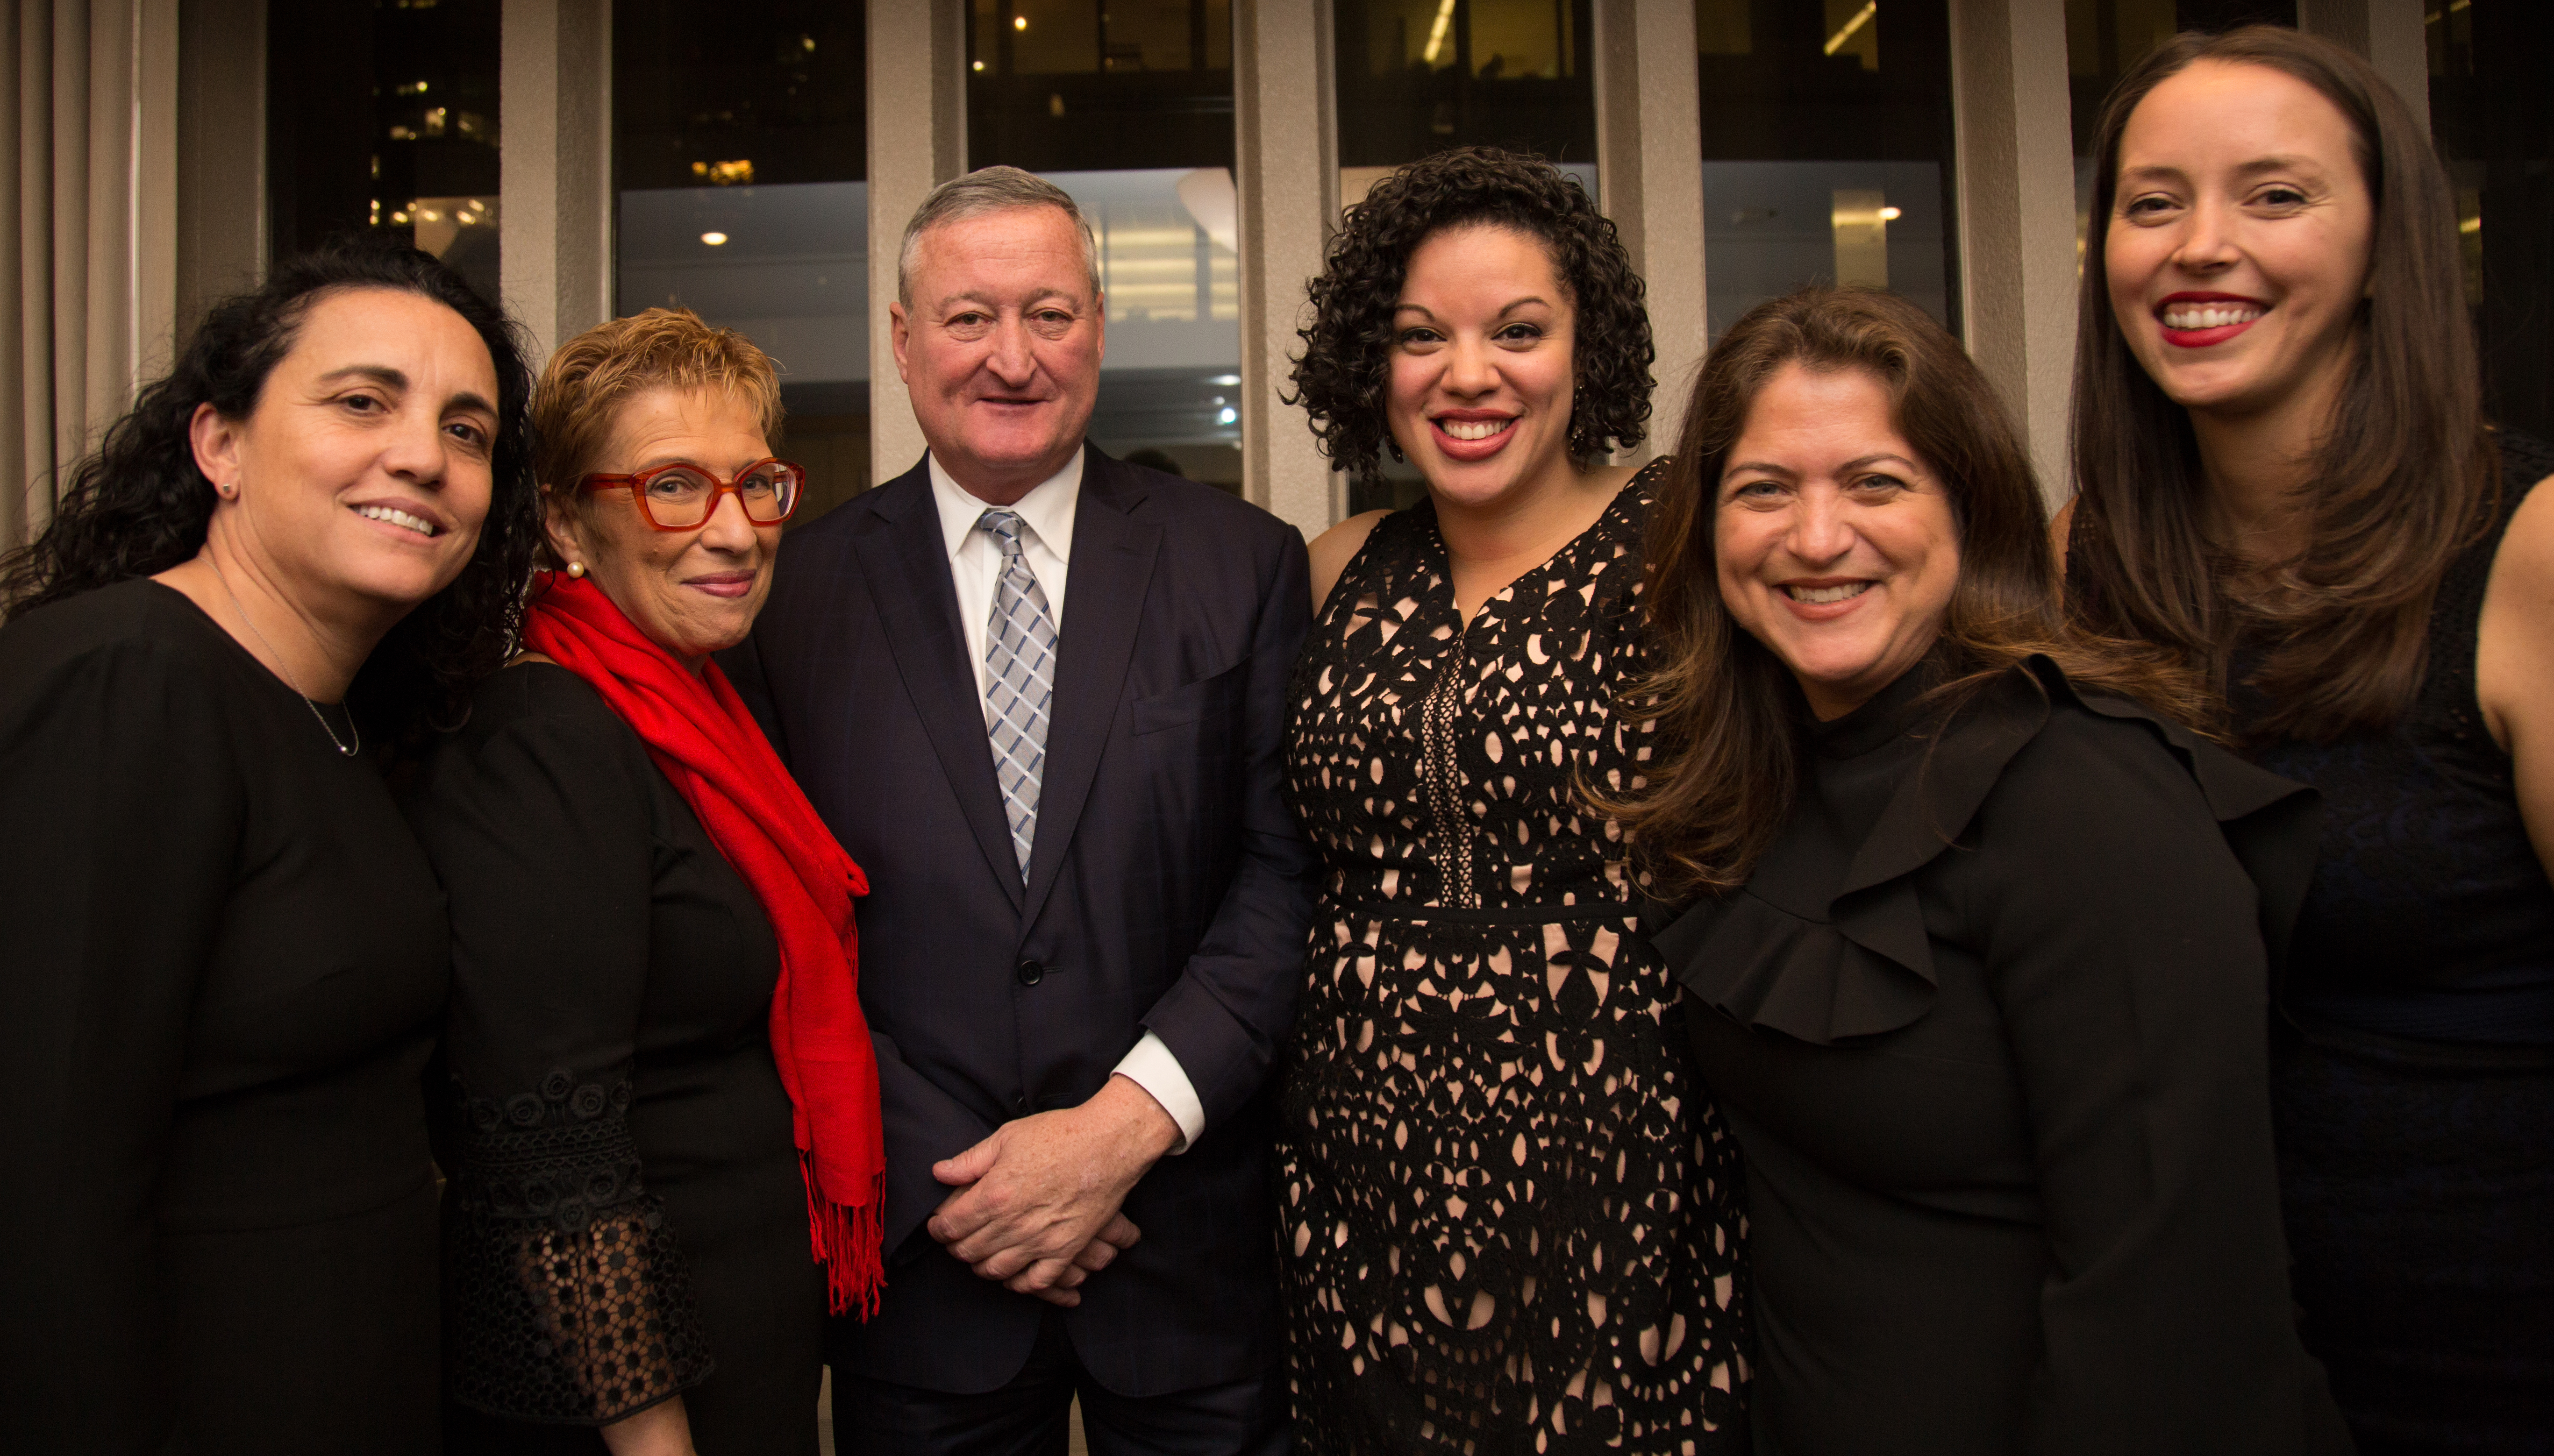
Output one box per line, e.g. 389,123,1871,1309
1963,717,2349,1456
1137,522,1320,1129
0,633,243,1454
408,676,713,1426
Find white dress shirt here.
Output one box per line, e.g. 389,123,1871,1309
926,449,1206,1154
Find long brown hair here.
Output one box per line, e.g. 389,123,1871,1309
1614,288,2204,893
2066,25,2494,742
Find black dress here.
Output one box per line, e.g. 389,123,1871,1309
0,578,447,1455
1278,467,1750,1456
1655,659,2351,1456
407,663,823,1454
2228,433,2554,1455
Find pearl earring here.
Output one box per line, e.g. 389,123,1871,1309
566,561,586,579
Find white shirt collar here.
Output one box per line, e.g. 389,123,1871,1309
928,447,1085,564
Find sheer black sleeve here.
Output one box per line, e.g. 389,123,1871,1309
408,668,713,1425
0,627,243,1453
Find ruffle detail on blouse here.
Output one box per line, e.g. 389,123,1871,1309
1655,656,2322,1046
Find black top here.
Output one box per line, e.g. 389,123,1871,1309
407,663,821,1453
0,579,448,1455
2233,431,2554,1052
1655,659,2350,1456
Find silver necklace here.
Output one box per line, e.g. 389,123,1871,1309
209,558,360,757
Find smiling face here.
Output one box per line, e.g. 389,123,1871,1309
549,385,782,669
2105,60,2375,424
892,204,1104,504
1386,223,1579,512
1716,363,1962,720
192,286,499,616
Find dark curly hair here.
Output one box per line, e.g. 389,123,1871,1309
1289,148,1654,485
0,235,542,754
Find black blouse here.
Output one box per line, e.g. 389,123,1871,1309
0,579,448,1455
1655,658,2350,1456
407,662,822,1451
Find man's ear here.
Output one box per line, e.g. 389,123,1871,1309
891,300,914,386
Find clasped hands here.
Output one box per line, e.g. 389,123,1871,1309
926,1073,1180,1307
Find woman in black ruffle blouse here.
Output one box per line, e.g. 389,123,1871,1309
1615,287,2350,1455
2064,30,2554,1450
0,242,542,1454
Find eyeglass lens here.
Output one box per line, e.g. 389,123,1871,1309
642,463,799,526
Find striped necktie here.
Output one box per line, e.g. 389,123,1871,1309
976,508,1056,879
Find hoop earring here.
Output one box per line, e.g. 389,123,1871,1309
566,561,586,579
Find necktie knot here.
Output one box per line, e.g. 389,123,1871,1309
977,508,1027,559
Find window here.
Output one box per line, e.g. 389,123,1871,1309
969,0,1243,491
2429,0,2554,438
614,0,870,522
1694,0,1957,340
267,0,502,304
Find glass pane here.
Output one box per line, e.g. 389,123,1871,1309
2429,0,2554,438
614,0,871,524
1334,0,1595,169
1695,0,1958,341
967,1,1242,492
265,0,502,304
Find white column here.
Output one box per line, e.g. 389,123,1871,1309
865,0,967,486
499,0,614,370
1234,0,1341,536
2297,0,2430,135
1948,0,2078,508
1592,0,1705,466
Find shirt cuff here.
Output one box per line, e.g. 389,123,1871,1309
1112,1031,1206,1155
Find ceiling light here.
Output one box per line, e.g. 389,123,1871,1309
1013,14,1027,28
1878,206,1901,220
701,231,729,246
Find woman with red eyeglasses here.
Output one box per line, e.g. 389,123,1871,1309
405,308,881,1455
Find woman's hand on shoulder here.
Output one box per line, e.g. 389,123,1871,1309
2478,472,2554,879
1309,510,1390,618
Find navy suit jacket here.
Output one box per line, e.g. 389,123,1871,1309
723,446,1316,1397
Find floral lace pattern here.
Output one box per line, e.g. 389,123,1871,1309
1277,466,1749,1455
447,1068,713,1424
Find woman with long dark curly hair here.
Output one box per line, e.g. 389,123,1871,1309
2064,27,2554,1450
1277,146,1748,1455
0,238,539,1455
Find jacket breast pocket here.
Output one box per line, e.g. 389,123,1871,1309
1129,659,1248,737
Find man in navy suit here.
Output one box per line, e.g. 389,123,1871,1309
726,167,1314,1455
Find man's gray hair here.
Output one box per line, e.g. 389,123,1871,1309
897,165,1103,306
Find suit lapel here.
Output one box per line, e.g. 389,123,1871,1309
1021,450,1159,926
853,469,1025,910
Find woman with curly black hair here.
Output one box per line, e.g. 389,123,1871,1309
0,238,540,1455
1277,147,1748,1455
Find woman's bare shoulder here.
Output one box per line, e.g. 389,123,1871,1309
1310,510,1391,616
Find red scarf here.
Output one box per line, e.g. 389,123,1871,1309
524,575,884,1317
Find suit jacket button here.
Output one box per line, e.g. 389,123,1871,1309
1016,959,1044,987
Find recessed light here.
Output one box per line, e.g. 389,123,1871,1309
701,231,729,246
1878,206,1901,220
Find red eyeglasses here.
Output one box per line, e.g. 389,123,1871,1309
579,458,807,530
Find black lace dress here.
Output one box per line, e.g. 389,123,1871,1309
1277,466,1749,1456
407,664,824,1454
2224,433,2554,1455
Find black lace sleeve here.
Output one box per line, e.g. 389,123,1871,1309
408,668,714,1425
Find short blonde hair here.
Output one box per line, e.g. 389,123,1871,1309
531,307,784,491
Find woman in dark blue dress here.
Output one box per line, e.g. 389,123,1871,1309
2065,27,2554,1453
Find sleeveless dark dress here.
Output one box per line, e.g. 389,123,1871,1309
2071,432,2554,1456
407,664,825,1454
1277,464,1749,1456
2240,434,2554,1456
0,580,446,1454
